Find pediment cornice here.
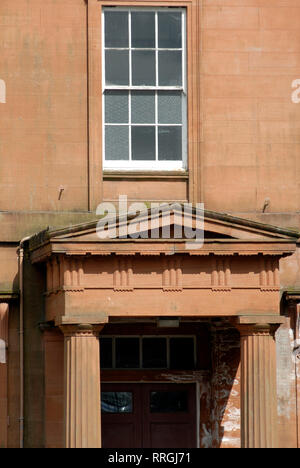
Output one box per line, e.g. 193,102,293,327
29,206,299,263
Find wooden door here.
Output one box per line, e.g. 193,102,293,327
101,383,197,448
142,383,197,448
102,383,143,448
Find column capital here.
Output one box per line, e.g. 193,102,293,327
59,323,104,338
234,315,284,337
236,323,279,337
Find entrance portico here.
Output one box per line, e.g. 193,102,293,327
29,208,298,448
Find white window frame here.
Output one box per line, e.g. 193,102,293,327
102,6,187,172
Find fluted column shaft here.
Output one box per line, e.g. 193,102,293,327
237,322,279,448
60,324,103,448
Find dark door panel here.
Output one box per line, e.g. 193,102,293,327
101,383,197,448
101,383,142,448
142,383,196,448
147,423,194,448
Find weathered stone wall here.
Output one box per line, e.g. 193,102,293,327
201,0,300,216
0,0,88,213
1,0,300,224
1,0,300,448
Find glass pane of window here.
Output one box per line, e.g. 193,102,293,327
158,127,182,161
169,338,195,369
100,338,113,369
132,126,155,161
158,91,182,124
105,91,129,124
105,50,129,86
132,51,155,86
105,126,129,160
115,338,140,368
150,391,188,413
101,392,133,413
158,51,182,86
131,91,155,124
158,12,182,49
142,338,167,368
131,12,155,48
105,11,129,48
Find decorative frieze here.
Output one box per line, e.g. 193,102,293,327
44,253,283,296
113,257,133,291
46,256,85,295
211,257,231,291
162,257,183,292
259,256,280,291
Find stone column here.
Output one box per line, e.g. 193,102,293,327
236,316,284,449
60,323,103,448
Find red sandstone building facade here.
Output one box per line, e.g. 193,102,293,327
1,0,300,449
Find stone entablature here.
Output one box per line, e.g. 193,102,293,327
28,208,298,326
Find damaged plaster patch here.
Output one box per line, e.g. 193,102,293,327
276,327,294,418
160,371,205,383
211,326,241,448
0,79,6,103
222,407,240,432
201,424,212,449
0,339,6,363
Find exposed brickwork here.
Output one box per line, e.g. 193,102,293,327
210,324,241,448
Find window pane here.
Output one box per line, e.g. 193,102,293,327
169,338,195,369
115,338,140,368
105,50,129,86
131,12,155,48
142,338,167,368
132,126,155,161
105,126,129,161
100,338,113,369
101,392,133,413
158,12,182,49
158,51,182,86
105,11,129,48
105,91,129,124
131,91,155,124
132,51,155,86
150,391,188,413
158,127,182,161
158,91,182,124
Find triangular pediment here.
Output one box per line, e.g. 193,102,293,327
30,204,299,248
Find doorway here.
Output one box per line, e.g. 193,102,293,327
101,383,197,448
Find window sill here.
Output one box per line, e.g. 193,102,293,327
103,170,189,181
